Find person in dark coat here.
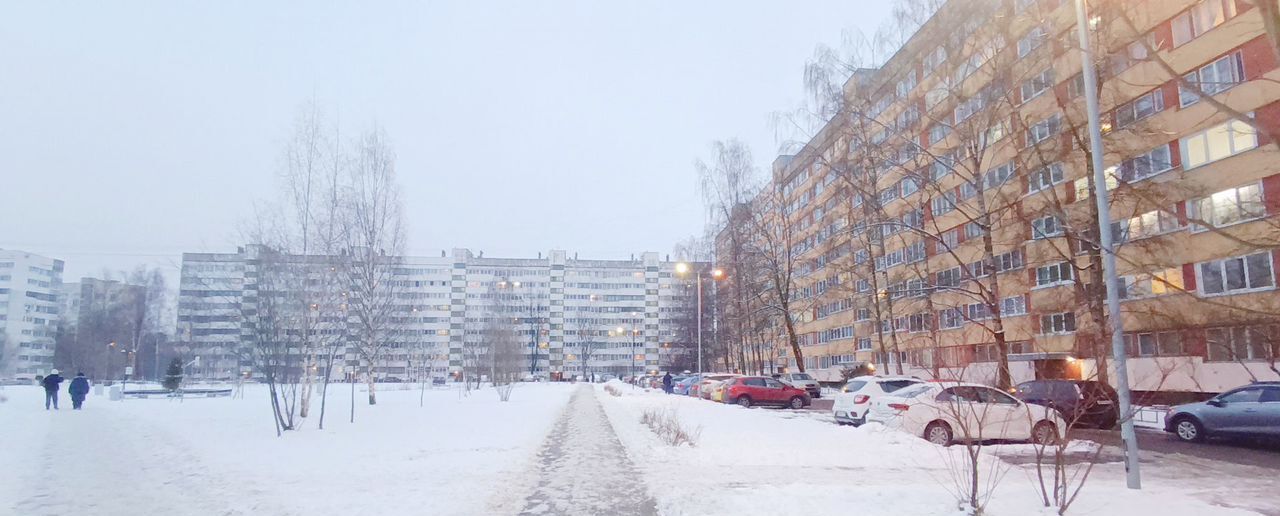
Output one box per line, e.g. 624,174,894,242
42,369,65,410
662,372,673,394
68,372,90,410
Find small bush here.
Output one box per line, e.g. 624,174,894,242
604,385,623,397
640,408,701,447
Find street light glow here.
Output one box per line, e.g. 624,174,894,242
712,268,725,279
675,262,690,274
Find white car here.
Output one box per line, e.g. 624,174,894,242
775,372,822,398
865,381,1065,446
832,376,923,426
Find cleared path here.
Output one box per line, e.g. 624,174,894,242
521,385,656,516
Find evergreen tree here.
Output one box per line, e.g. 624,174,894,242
162,357,184,391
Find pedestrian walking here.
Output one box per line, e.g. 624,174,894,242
42,369,65,410
662,371,673,394
69,372,90,410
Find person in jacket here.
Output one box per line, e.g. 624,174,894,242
68,372,90,410
42,369,65,410
662,372,673,394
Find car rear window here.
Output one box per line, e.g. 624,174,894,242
844,380,868,392
744,378,766,387
1016,382,1048,398
880,380,918,392
791,374,813,380
893,384,933,398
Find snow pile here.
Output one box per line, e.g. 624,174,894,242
0,383,575,515
597,389,1263,516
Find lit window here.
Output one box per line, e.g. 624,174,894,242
1181,118,1257,169
1172,0,1239,47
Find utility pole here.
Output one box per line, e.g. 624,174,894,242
1074,0,1141,489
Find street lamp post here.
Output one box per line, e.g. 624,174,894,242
675,263,724,374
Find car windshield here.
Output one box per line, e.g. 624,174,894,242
791,374,814,380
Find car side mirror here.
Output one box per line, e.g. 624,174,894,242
1207,399,1225,408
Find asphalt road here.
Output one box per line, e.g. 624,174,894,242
1072,427,1280,469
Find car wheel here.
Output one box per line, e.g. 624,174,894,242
1173,416,1205,443
1032,421,1059,446
789,396,805,410
925,421,954,446
737,396,752,408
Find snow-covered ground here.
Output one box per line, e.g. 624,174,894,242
0,382,575,516
597,386,1270,516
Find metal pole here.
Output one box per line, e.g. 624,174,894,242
1074,0,1141,489
696,271,703,374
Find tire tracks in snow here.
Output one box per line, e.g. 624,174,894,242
520,385,657,516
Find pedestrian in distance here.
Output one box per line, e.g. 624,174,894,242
69,372,90,410
42,369,65,410
662,371,673,394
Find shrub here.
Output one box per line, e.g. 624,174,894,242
639,408,701,447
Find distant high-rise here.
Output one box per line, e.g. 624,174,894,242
0,249,65,380
176,246,700,381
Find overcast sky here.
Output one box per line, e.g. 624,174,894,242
0,1,890,282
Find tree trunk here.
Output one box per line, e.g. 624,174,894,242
365,363,377,405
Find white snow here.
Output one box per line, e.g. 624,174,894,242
0,382,575,516
596,386,1267,516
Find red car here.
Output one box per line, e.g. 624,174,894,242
721,376,811,409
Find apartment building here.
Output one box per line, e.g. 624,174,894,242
176,247,698,380
728,0,1280,398
0,249,65,380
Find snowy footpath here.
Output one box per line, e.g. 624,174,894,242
520,385,656,515
0,382,576,516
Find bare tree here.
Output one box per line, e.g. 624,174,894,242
340,126,406,407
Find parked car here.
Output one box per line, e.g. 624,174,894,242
866,381,1066,446
673,374,701,395
697,374,740,400
832,376,924,426
722,376,812,409
775,372,822,398
1014,380,1119,429
1164,381,1280,443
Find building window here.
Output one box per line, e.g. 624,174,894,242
1074,169,1119,200
879,183,900,204
1198,252,1274,295
1021,68,1054,103
1125,331,1185,357
904,241,927,264
1027,163,1064,193
896,69,917,98
1040,312,1076,334
1119,268,1185,299
1114,208,1180,242
1189,182,1265,232
1206,326,1279,362
1065,73,1085,100
984,161,1015,190
1001,295,1028,316
929,124,951,146
1181,117,1257,169
922,47,947,77
857,337,874,351
1180,52,1244,107
1025,114,1061,146
935,266,963,288
940,228,960,249
1114,143,1174,183
856,308,871,321
1032,215,1063,239
994,249,1024,272
932,191,957,216
1035,262,1074,287
856,279,871,293
1017,25,1048,58
1116,89,1165,128
939,307,964,329
1172,0,1239,47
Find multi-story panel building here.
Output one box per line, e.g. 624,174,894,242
727,0,1280,399
0,249,65,380
176,247,697,381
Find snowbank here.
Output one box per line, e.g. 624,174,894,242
0,382,575,515
597,389,1263,516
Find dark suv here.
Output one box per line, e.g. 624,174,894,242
1014,380,1119,429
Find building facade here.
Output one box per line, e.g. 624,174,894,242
725,0,1280,398
0,249,65,380
176,247,699,381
